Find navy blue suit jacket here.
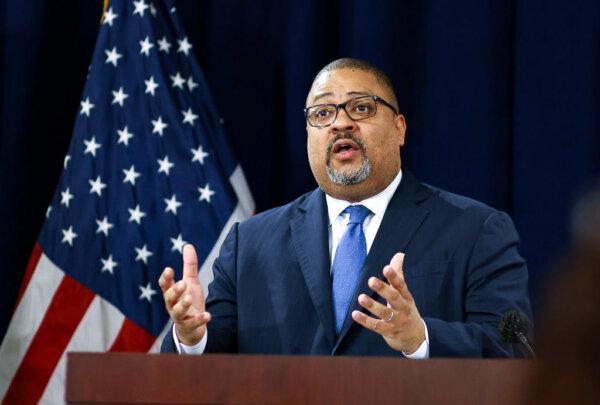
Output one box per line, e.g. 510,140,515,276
162,171,532,357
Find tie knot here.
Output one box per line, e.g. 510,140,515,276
346,204,371,224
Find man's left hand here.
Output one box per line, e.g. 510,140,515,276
352,252,426,355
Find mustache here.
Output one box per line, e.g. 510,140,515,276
326,133,367,158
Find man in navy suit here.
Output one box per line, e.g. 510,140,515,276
159,58,531,357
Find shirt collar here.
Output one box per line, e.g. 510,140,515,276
325,169,403,225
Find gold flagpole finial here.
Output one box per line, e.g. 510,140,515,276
101,0,109,23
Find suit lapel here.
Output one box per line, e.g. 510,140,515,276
333,171,432,351
290,189,336,347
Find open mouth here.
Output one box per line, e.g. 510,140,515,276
331,139,360,160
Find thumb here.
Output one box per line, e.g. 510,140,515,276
182,244,199,280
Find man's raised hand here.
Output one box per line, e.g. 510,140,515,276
351,252,426,354
159,244,211,346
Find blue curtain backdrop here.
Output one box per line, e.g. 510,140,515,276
1,0,599,341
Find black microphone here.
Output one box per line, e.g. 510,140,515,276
499,310,536,359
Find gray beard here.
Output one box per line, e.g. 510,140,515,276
325,134,370,185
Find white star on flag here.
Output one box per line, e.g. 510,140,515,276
134,245,153,265
150,3,157,16
128,204,147,224
187,76,198,91
157,155,174,175
95,216,114,236
133,0,149,17
122,165,141,185
101,254,118,274
61,226,78,246
151,116,168,136
64,155,71,168
144,76,159,96
111,87,129,106
139,36,154,56
84,136,101,157
89,176,107,196
182,108,198,125
61,187,74,207
117,126,134,146
105,46,123,67
198,183,215,203
170,72,185,89
177,37,193,55
164,194,182,215
46,206,52,218
170,234,187,253
102,7,118,26
138,282,157,302
191,145,209,164
80,97,95,117
158,36,171,52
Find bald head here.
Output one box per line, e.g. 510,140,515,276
308,58,399,111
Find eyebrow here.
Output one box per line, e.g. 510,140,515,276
310,90,371,105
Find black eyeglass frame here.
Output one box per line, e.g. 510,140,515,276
303,95,399,128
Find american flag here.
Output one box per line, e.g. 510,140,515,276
0,1,254,403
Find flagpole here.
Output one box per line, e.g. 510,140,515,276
102,0,109,22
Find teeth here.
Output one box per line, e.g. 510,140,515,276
333,140,357,153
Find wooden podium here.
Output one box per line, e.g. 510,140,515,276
66,353,533,404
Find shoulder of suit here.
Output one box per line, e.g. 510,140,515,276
237,187,322,227
420,183,503,219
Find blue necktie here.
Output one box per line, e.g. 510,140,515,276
332,204,371,334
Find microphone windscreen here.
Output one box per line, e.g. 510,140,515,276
499,310,528,343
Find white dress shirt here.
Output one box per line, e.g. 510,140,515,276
177,168,429,358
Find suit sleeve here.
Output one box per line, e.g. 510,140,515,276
424,211,533,357
203,222,240,353
160,324,178,353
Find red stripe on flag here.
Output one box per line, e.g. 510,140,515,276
14,243,43,311
109,318,156,352
4,274,95,405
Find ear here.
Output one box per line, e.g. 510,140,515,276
395,114,407,147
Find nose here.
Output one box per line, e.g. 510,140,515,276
330,107,357,133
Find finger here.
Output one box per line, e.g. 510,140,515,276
198,311,211,324
177,311,211,332
368,276,403,308
182,244,199,281
170,293,195,322
389,252,405,273
386,253,405,290
351,310,391,336
159,267,175,293
383,265,414,303
388,252,414,302
163,280,187,308
358,294,394,322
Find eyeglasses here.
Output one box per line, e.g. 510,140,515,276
304,95,398,128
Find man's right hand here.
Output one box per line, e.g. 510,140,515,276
159,244,211,346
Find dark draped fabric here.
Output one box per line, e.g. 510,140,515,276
1,0,599,340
